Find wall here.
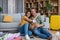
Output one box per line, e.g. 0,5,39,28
0,0,8,13
15,0,24,13
0,0,24,14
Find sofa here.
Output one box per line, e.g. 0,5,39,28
0,13,25,31
0,13,49,32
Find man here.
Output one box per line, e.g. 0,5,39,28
30,8,52,40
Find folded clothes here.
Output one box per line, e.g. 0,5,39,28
7,33,20,40
13,37,22,40
0,32,5,37
0,33,22,40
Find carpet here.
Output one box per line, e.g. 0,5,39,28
21,33,60,40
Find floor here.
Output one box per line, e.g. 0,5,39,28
21,30,60,40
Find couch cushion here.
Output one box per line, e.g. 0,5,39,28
0,15,3,22
40,15,50,28
9,14,21,23
3,15,13,23
0,23,19,29
0,28,17,31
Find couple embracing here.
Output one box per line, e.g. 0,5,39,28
18,8,52,40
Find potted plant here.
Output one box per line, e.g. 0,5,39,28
45,0,53,17
0,7,3,13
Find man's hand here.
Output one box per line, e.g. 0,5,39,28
36,24,44,27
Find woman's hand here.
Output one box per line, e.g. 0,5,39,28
32,20,36,23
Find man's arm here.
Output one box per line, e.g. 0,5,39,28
36,24,44,27
36,15,44,27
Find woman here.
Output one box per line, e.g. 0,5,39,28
18,11,33,40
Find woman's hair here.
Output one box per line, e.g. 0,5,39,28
25,10,31,16
25,10,31,18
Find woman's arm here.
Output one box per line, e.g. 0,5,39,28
24,17,33,23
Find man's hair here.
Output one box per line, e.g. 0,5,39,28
31,8,38,13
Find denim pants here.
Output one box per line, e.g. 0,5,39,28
33,27,52,39
18,23,32,36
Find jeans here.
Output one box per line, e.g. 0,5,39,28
33,27,52,39
18,23,32,36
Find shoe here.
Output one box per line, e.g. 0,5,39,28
48,36,52,40
25,35,30,40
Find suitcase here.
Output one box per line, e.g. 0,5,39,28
50,15,60,30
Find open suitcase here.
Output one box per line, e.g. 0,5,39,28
50,15,60,30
